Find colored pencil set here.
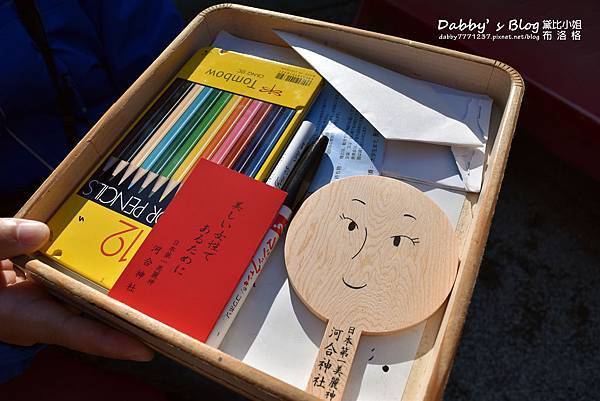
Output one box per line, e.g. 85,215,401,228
103,78,296,202
42,48,323,289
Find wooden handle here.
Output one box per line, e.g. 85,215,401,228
306,321,362,400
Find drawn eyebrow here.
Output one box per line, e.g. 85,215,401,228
403,214,416,220
352,198,366,205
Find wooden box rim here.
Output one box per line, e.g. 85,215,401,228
13,4,524,401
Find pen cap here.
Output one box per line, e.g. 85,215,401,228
282,135,328,212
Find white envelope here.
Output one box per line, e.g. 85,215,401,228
275,31,492,193
275,30,491,148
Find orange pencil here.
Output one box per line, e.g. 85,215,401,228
203,97,251,161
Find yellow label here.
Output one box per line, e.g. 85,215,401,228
179,48,322,110
44,195,151,289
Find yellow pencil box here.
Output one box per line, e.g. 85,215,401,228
41,47,322,290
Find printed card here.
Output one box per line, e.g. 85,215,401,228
109,159,286,342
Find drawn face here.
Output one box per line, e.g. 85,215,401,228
336,197,421,291
285,176,458,333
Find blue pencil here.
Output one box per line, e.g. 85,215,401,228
242,108,295,178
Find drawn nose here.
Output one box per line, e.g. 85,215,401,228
351,226,368,260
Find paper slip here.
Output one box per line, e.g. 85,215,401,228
306,84,384,192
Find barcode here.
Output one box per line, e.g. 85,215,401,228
275,72,312,86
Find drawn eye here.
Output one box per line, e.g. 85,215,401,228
391,235,419,247
340,213,358,232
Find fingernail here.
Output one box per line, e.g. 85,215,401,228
16,221,50,246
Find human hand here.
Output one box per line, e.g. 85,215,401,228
0,218,153,361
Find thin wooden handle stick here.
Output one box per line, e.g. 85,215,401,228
307,321,361,400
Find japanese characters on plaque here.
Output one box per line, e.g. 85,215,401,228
312,326,358,400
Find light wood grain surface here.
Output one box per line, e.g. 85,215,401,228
285,176,459,399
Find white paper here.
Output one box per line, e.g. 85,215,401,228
382,141,465,191
212,31,310,68
275,30,492,148
306,84,480,192
305,84,385,192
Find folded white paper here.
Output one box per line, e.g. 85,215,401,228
274,31,491,192
382,140,464,190
304,83,483,192
275,30,492,148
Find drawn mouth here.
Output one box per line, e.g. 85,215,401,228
342,276,367,290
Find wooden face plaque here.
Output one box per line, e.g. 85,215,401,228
284,176,459,400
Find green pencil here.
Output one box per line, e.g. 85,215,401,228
145,91,233,194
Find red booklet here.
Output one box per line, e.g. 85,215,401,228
109,159,286,342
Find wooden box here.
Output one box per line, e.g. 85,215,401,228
14,4,523,401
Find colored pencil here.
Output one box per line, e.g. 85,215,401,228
146,91,234,196
158,95,243,201
106,78,302,200
118,84,202,185
243,108,295,179
210,99,263,165
161,96,254,199
252,108,298,181
202,97,251,162
138,89,224,191
223,102,273,169
108,79,193,177
128,86,214,188
233,106,285,173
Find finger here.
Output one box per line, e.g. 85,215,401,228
0,269,17,286
1,259,13,270
0,259,25,285
0,281,154,361
44,312,155,361
0,219,50,260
